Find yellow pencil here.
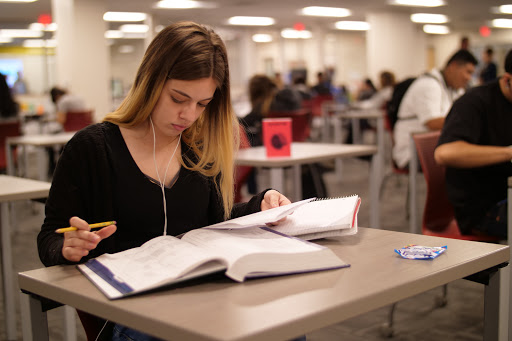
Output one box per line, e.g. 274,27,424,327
55,221,116,233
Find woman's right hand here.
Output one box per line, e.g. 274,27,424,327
62,216,117,262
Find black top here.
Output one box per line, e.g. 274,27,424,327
438,80,512,233
38,122,267,266
480,62,497,84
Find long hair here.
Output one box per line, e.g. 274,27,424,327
248,75,277,117
104,21,237,219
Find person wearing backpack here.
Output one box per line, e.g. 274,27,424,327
392,49,478,169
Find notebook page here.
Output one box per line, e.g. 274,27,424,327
273,195,360,236
205,198,315,230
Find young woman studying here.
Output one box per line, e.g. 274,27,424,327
37,21,291,341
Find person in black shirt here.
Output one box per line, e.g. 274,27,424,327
38,21,291,341
435,49,512,239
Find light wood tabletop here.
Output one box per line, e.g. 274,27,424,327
0,175,50,341
19,228,509,341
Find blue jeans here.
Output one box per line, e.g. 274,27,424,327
112,324,164,341
112,323,306,341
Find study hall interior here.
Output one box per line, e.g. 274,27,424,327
1,0,512,341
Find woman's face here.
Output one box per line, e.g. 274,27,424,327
151,77,217,137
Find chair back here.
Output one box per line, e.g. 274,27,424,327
0,120,21,171
63,110,93,132
311,94,333,117
413,131,499,241
268,108,312,142
234,125,254,203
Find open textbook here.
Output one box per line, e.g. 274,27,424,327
78,227,348,299
206,195,361,240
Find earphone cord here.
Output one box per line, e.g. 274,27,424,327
149,117,181,236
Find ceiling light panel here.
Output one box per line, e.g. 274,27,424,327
410,13,448,23
252,34,273,43
154,0,215,9
492,18,512,28
281,29,312,39
0,29,43,38
423,24,449,34
227,16,275,26
335,21,370,31
103,12,147,22
119,24,149,33
301,6,351,17
389,0,445,7
499,5,512,14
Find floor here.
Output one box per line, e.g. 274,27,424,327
0,143,490,340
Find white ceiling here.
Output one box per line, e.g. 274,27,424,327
0,0,511,43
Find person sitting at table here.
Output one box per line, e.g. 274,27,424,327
392,49,477,169
434,48,512,239
37,21,291,341
49,86,87,129
352,71,396,110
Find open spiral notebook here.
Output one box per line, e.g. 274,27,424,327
206,195,361,240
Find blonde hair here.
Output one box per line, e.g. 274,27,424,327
104,21,238,219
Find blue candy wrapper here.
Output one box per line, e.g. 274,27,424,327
395,244,447,260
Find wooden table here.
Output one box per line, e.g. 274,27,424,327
19,228,509,341
0,175,50,340
236,142,380,228
6,132,75,180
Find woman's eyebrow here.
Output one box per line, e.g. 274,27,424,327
171,88,214,102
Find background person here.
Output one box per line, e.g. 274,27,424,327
434,49,512,239
37,21,291,341
49,86,87,128
0,73,18,118
479,47,497,84
392,49,477,169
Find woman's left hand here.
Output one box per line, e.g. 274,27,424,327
260,189,291,211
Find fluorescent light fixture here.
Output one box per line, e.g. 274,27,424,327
301,6,351,17
118,45,135,53
119,24,149,33
0,29,43,38
22,39,57,48
227,16,275,26
280,29,312,39
252,34,273,43
389,0,445,7
28,22,57,31
105,30,124,39
335,21,370,31
104,12,147,22
423,24,449,34
122,32,147,39
0,37,13,43
411,13,448,23
0,0,38,2
154,0,215,9
499,5,512,14
492,18,512,28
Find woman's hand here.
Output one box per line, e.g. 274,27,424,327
261,190,292,226
261,189,292,211
61,216,117,262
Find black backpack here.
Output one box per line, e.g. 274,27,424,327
385,77,416,131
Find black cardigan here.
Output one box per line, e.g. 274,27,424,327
38,122,266,266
